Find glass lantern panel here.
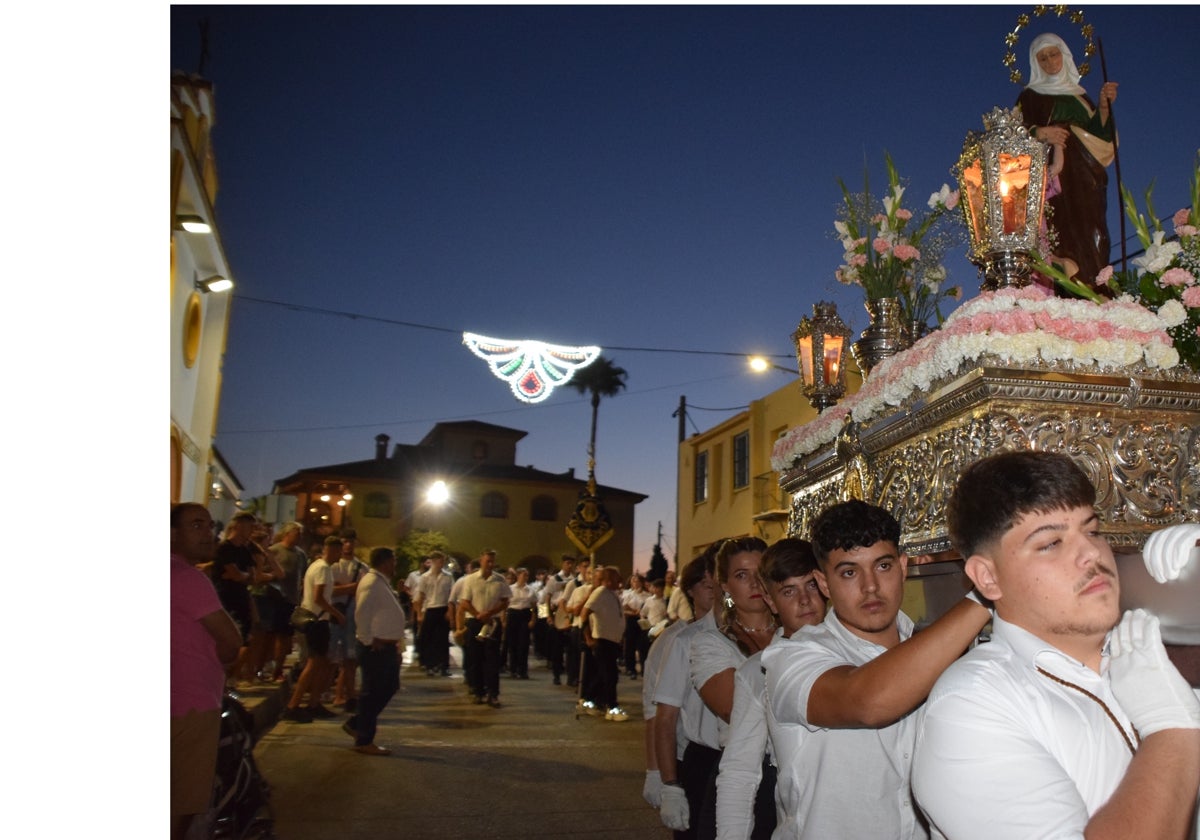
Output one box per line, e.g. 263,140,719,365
960,158,986,245
797,337,815,385
998,153,1032,235
822,337,843,385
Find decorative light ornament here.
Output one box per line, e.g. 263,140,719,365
954,106,1048,290
792,301,851,412
462,333,601,404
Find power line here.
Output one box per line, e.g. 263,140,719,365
219,373,747,435
232,294,795,361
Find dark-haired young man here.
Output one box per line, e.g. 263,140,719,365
913,450,1200,840
761,500,990,840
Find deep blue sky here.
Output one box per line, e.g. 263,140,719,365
169,4,1200,570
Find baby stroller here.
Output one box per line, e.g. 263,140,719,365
210,691,275,839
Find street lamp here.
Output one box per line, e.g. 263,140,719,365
954,105,1049,290
792,301,851,412
747,356,798,375
426,480,449,505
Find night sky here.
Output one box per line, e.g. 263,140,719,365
168,4,1200,570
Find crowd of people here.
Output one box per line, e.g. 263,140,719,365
638,451,1200,840
173,450,1200,840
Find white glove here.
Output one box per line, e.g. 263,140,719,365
1108,609,1200,736
659,783,690,831
643,769,663,808
1142,524,1200,583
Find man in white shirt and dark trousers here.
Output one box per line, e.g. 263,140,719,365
544,554,576,685
761,500,991,840
344,547,406,756
912,451,1200,840
457,550,512,707
506,567,538,679
580,565,629,721
415,551,454,677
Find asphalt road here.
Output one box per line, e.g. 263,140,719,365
253,660,664,839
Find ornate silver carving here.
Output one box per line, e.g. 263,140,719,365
782,364,1200,553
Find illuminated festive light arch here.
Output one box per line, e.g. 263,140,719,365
462,332,602,404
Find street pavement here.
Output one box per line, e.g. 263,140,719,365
242,641,665,839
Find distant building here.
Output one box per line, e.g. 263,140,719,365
273,421,647,574
170,73,238,506
676,371,862,563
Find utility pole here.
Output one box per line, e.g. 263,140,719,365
671,396,687,569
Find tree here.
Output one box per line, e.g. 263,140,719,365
647,541,669,583
395,528,450,580
569,354,628,469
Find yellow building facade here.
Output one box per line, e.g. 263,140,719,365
275,422,646,575
677,371,862,563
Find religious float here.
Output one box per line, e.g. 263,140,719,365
771,102,1200,648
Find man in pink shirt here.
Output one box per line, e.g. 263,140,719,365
171,503,242,840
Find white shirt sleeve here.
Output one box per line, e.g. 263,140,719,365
912,687,1090,840
716,660,767,840
653,626,692,709
690,625,741,693
763,635,842,731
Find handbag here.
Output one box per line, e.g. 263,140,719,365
289,605,318,630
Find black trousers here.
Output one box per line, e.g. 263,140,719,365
465,618,503,699
505,608,532,677
623,615,644,674
349,641,399,746
418,605,450,671
678,742,722,840
548,625,569,678
594,638,620,710
566,626,584,686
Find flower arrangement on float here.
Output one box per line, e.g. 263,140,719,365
1034,155,1200,372
770,285,1182,472
834,154,966,330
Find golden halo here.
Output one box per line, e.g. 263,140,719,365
1005,5,1096,85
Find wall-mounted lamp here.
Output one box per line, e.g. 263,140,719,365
177,214,212,234
792,301,851,412
195,274,233,294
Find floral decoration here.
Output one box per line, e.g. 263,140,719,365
1034,156,1200,372
834,154,966,328
770,285,1182,472
1099,157,1200,371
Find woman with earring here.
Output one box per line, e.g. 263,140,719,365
684,536,771,840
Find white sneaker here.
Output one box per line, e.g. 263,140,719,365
605,707,629,722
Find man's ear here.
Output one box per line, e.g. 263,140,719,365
965,554,1002,602
813,568,831,600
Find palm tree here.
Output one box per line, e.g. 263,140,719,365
569,355,628,471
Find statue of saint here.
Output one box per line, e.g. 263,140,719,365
1017,33,1119,290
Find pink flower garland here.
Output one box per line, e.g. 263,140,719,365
770,286,1181,471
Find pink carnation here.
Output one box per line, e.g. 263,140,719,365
1173,208,1192,229
1096,265,1114,285
1177,224,1199,237
873,237,890,255
1182,285,1200,308
893,243,921,261
895,208,913,221
1160,267,1195,287
872,214,887,225
945,190,960,210
849,253,868,268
